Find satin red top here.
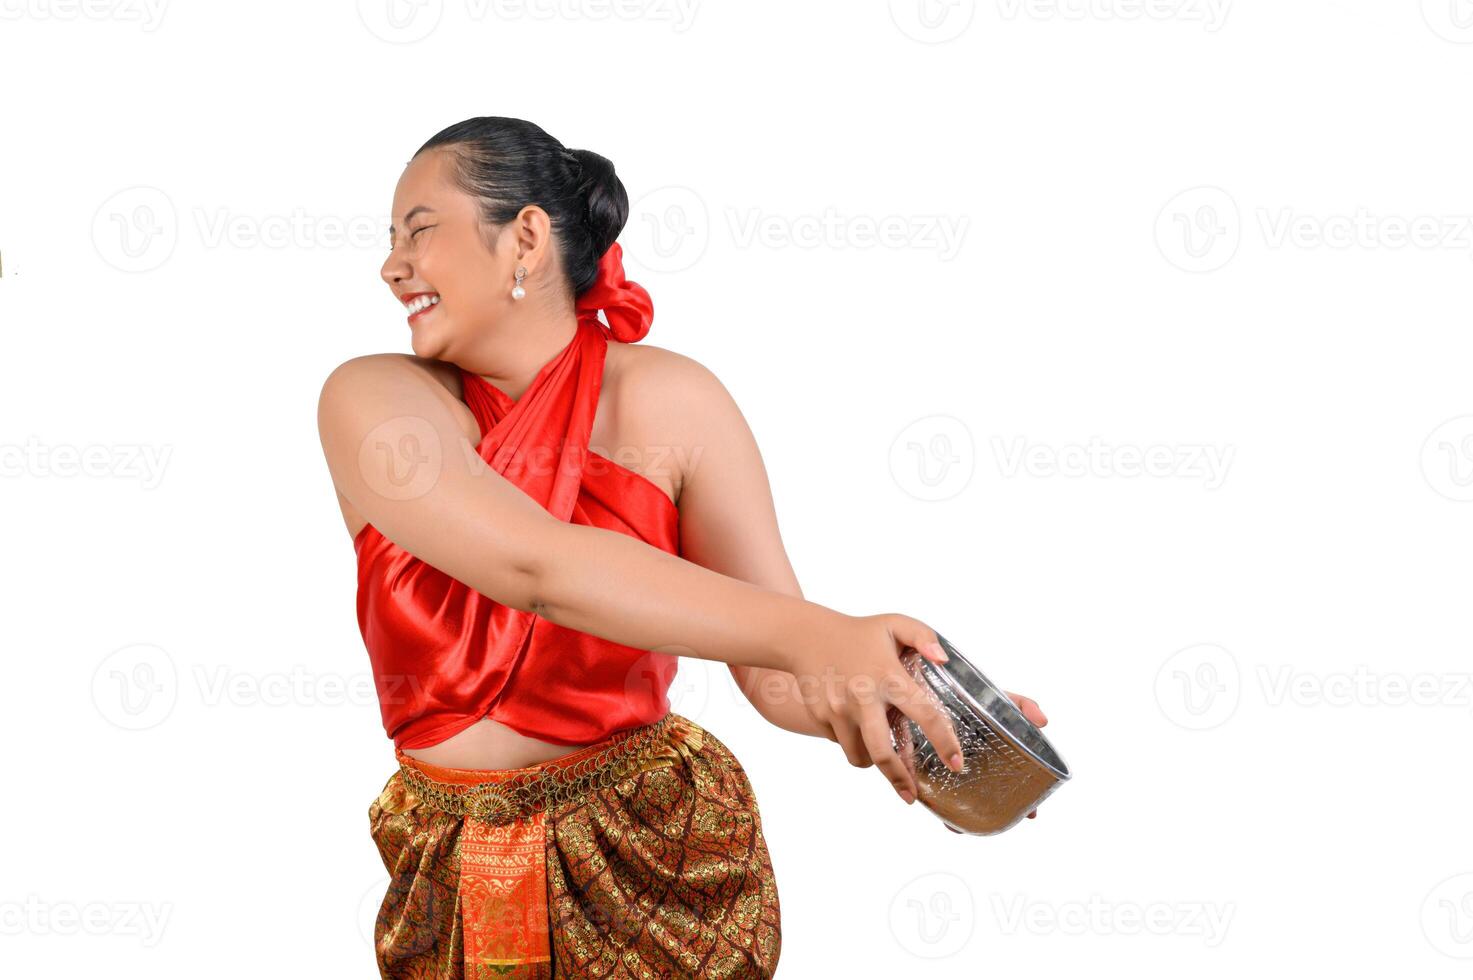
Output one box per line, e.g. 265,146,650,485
352,245,680,749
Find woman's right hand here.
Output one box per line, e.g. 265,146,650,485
785,612,965,804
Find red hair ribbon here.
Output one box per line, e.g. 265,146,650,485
574,241,653,344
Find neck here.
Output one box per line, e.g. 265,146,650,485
456,308,580,401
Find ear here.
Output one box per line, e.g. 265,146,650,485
510,204,555,274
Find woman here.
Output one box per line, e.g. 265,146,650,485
318,117,1047,978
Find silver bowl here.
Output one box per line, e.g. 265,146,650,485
887,633,1070,835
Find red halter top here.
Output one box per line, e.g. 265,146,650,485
353,244,680,749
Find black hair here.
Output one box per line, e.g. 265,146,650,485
414,117,628,296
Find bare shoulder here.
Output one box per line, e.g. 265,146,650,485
319,351,458,398
317,353,480,540
318,352,477,441
601,341,755,503
605,342,737,411
603,341,744,439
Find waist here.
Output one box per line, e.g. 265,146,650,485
401,716,599,771
391,712,687,825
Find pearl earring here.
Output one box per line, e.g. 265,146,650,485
511,266,527,300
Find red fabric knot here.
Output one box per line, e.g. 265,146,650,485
574,241,653,344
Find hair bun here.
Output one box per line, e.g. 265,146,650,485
568,148,628,259
414,118,633,296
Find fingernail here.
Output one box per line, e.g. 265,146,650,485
949,752,964,771
900,790,915,804
930,642,949,662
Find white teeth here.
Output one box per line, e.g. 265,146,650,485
404,294,440,314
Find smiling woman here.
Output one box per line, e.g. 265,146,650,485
318,116,979,979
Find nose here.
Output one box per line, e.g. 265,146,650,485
381,247,411,290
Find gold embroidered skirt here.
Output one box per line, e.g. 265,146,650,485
367,712,782,978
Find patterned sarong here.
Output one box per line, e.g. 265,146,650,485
368,713,782,978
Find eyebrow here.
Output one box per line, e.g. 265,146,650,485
389,205,436,239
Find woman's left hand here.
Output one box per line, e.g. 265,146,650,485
945,691,1049,833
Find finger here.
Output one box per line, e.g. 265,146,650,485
860,705,917,801
1005,691,1038,720
916,638,948,665
1006,691,1048,727
891,618,947,666
890,671,965,773
831,718,872,769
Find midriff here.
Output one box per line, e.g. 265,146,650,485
400,716,597,771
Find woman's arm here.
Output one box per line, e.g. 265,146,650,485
318,353,963,799
318,353,823,674
652,354,831,737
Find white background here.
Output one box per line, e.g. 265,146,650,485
3,1,1472,977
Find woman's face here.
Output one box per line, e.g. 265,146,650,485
380,148,522,362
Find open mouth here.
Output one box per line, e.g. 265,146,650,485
403,292,440,323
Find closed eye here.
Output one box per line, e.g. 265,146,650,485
387,225,436,251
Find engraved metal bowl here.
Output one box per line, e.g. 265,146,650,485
887,633,1070,836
